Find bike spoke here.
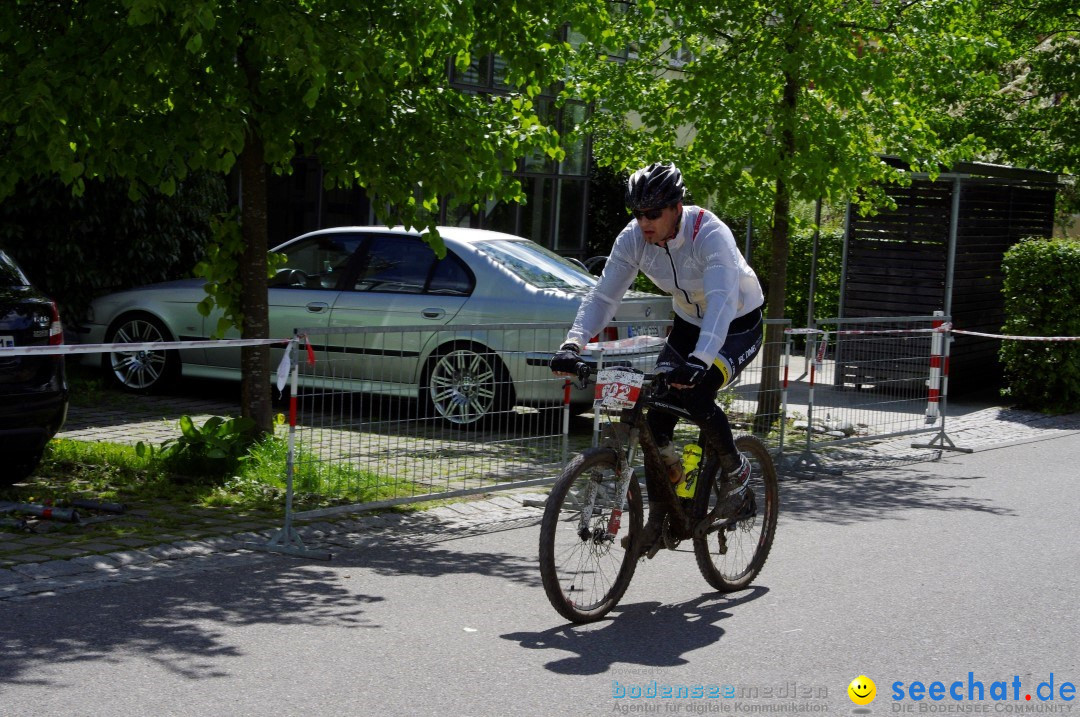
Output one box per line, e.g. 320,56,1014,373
539,449,641,623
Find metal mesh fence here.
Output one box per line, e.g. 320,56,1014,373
288,322,663,516
284,319,794,517
789,315,948,459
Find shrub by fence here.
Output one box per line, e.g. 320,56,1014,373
1000,238,1080,413
0,173,226,323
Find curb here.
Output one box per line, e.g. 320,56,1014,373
0,492,548,603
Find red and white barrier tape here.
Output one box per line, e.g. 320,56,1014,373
950,329,1080,342
787,325,1080,341
786,326,947,337
0,336,290,358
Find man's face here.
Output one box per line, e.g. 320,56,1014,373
635,202,682,245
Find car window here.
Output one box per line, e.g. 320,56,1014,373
0,251,30,287
427,254,473,296
352,235,473,296
474,240,597,290
271,235,362,289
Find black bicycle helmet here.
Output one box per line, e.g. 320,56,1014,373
625,162,686,211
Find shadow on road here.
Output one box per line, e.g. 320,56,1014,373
328,537,542,586
0,561,382,687
502,587,768,675
776,468,1015,525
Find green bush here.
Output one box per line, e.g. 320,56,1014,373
0,173,227,322
781,229,843,327
1000,238,1080,413
137,415,258,482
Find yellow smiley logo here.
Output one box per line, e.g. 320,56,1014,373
848,675,877,706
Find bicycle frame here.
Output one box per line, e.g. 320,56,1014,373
542,366,779,623
584,371,730,545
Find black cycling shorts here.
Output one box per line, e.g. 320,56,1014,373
657,309,763,389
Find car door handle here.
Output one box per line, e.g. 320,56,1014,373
306,302,330,313
422,308,445,320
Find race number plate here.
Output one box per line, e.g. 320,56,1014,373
593,368,644,410
0,335,14,348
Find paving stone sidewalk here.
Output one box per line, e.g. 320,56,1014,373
781,404,1080,474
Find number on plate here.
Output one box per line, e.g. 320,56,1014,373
593,368,644,410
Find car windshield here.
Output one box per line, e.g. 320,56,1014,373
475,240,596,290
0,251,30,286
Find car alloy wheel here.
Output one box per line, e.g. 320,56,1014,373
104,314,178,392
425,347,508,427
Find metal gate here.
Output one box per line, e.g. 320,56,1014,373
783,313,966,474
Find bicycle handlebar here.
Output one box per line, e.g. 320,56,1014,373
564,360,670,393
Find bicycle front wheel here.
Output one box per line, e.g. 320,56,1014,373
539,447,643,623
694,434,779,592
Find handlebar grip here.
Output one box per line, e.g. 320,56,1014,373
574,361,592,389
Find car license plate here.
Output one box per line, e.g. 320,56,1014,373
627,324,662,338
0,335,14,348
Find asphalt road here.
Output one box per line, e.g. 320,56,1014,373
2,431,1079,716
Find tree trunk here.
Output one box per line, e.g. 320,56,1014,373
752,68,799,436
752,176,791,436
238,134,272,435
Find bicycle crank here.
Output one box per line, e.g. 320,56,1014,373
658,515,682,553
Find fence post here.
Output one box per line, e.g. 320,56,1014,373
912,318,973,454
591,346,605,448
561,378,571,465
249,334,332,559
925,311,945,423
778,329,791,457
784,328,842,477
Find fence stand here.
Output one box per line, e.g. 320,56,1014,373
912,317,972,454
248,335,332,560
776,331,790,459
591,347,605,448
783,331,843,478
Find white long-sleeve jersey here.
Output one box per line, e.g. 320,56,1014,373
566,206,765,367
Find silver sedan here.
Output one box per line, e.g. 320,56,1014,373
80,227,670,426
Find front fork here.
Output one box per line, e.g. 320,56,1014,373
577,434,638,543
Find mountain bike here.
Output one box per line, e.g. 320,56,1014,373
538,365,779,623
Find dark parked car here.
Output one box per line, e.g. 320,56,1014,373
0,250,68,487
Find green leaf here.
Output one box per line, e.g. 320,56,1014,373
179,415,196,438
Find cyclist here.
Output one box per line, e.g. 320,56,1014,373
550,161,765,554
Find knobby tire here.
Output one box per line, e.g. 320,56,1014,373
539,448,643,623
693,434,779,591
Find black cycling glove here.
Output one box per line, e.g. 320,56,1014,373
549,342,583,374
662,356,709,388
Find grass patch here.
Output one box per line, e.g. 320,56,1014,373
1,440,218,515
202,437,408,510
1,434,422,522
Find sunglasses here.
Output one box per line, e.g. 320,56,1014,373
631,207,667,221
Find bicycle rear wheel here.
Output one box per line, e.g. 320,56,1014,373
694,434,779,591
539,447,643,623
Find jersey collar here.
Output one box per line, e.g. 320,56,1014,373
659,206,691,250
